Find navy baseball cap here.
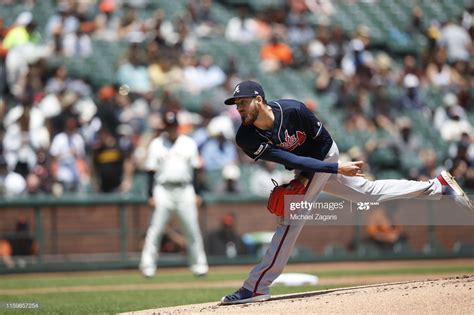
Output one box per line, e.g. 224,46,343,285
224,81,265,105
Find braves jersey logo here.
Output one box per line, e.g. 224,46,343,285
278,130,307,151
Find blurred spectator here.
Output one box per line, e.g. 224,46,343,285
95,85,120,133
216,163,241,193
408,6,424,35
0,155,26,196
45,65,70,94
327,25,348,67
26,149,52,194
447,133,474,189
260,35,294,72
439,106,473,143
365,207,408,251
391,117,421,155
192,104,215,149
145,9,166,46
45,4,80,54
116,92,149,136
333,80,356,110
50,90,80,136
4,32,49,98
117,44,152,94
206,213,247,258
344,110,376,133
148,56,174,90
94,0,120,41
307,24,329,64
49,116,87,193
3,96,49,176
343,93,376,133
0,17,9,42
416,149,440,180
439,19,472,62
448,133,474,166
390,117,423,176
341,25,373,77
189,0,217,38
253,11,272,41
147,42,183,90
181,53,200,92
312,57,336,93
225,7,258,43
62,21,93,58
2,12,40,50
425,48,453,87
249,161,292,197
433,93,467,131
92,126,134,193
398,74,426,111
370,82,396,133
397,55,423,85
347,146,373,178
117,5,144,41
450,60,469,88
174,15,198,53
424,21,442,61
45,3,79,38
159,220,186,254
449,159,472,190
288,0,309,15
132,112,163,170
372,53,396,87
305,0,334,17
201,131,238,171
0,217,36,268
183,54,225,93
287,18,314,50
200,115,237,171
461,5,474,30
198,54,226,91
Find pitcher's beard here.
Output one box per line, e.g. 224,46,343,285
241,108,258,126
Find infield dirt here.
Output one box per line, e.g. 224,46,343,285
124,275,473,315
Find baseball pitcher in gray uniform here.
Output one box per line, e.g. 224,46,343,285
220,81,473,305
140,112,208,277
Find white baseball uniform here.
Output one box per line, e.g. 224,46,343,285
139,133,208,276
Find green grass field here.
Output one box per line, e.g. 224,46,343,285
0,261,473,314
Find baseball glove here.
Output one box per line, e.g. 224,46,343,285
267,179,308,217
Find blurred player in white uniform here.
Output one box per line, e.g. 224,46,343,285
139,112,208,277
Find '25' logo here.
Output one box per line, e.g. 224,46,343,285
356,202,371,210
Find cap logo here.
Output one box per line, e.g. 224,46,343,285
254,90,259,94
233,85,240,95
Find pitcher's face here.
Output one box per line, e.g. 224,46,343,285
235,97,259,126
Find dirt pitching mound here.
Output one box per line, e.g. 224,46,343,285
124,275,473,315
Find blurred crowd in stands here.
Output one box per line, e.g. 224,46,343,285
0,0,472,197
